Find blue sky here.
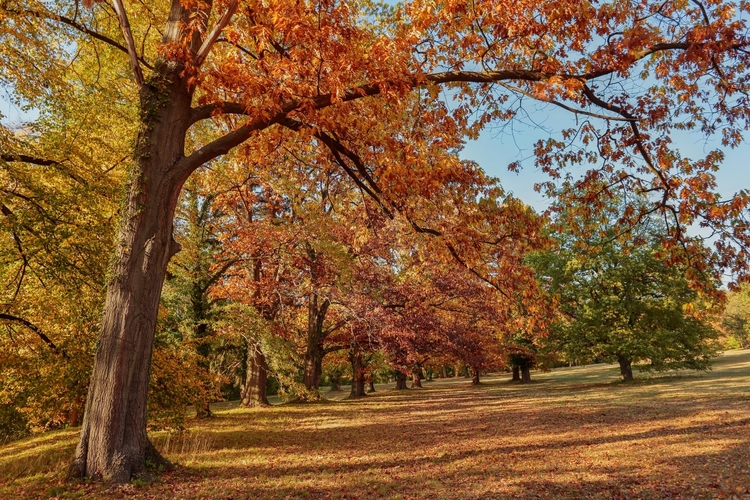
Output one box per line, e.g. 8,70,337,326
460,113,750,214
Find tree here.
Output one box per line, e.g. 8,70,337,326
720,284,750,349
530,202,721,381
4,0,750,482
158,177,229,417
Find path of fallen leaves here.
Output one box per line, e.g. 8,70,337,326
3,349,750,499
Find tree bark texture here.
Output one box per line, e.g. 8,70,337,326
367,380,376,393
69,60,194,482
65,2,220,476
512,365,520,381
411,371,423,388
241,340,270,407
302,270,330,396
618,354,634,381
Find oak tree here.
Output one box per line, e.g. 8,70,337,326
4,0,750,482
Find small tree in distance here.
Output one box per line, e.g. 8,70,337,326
530,197,722,381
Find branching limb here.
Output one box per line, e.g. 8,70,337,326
195,0,239,66
0,5,154,70
111,0,144,86
0,313,68,358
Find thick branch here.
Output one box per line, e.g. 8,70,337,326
182,37,743,176
1,153,87,185
200,259,239,295
0,153,62,166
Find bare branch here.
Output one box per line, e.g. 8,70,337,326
111,0,144,86
495,81,635,122
195,0,239,66
580,83,670,194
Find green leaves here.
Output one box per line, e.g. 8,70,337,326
530,197,721,377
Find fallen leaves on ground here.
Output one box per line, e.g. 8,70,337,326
3,350,750,499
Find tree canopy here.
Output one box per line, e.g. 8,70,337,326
2,0,750,483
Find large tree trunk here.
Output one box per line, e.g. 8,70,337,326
349,349,366,398
395,371,408,390
302,267,329,398
69,81,191,482
303,343,324,393
512,365,520,381
618,354,634,381
68,11,204,478
367,379,376,393
329,372,342,392
241,341,269,407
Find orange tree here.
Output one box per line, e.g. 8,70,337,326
3,0,750,482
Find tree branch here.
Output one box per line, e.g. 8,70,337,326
0,313,68,358
1,153,62,166
181,35,745,175
111,0,145,86
1,6,153,70
195,0,239,66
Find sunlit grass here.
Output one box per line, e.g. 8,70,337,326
3,349,750,499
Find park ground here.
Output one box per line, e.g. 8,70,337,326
2,350,750,499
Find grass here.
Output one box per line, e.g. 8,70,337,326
3,349,750,499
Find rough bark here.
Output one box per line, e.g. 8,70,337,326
348,349,366,398
68,36,197,480
618,354,634,381
411,371,423,388
241,341,270,407
65,0,232,478
512,365,520,381
303,340,324,395
471,367,480,385
395,371,408,390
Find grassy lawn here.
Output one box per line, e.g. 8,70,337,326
3,350,750,499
